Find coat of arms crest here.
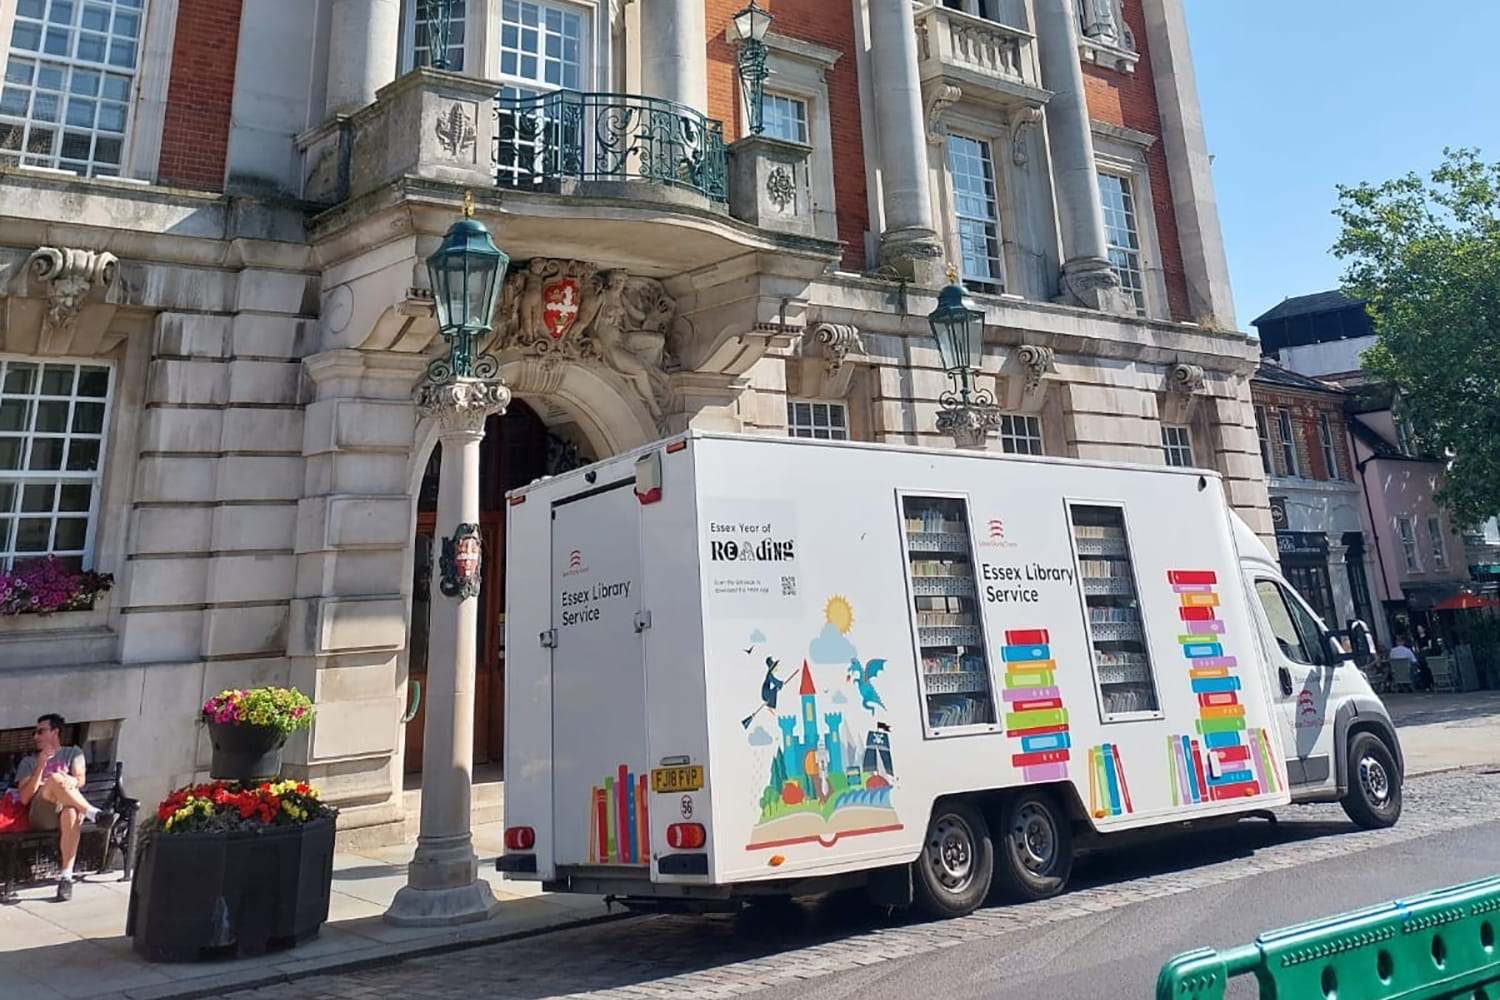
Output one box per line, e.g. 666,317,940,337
542,278,581,339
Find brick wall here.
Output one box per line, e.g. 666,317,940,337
1081,3,1191,321
1251,386,1353,482
705,0,869,271
156,0,243,191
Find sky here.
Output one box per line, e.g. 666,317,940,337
1181,1,1500,334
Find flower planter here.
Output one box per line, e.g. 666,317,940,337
206,722,287,783
125,816,335,962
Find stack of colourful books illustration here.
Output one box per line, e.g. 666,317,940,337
1001,629,1071,781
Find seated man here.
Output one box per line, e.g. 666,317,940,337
15,713,114,901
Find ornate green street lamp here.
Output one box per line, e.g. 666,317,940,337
424,0,458,70
929,264,999,449
731,1,774,135
424,192,507,384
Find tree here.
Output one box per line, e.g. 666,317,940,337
1332,148,1500,527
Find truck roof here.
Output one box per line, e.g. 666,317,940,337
504,430,1227,501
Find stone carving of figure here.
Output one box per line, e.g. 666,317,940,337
514,258,551,342
584,270,665,419
1079,0,1120,43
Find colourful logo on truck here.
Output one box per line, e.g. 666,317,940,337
744,598,903,851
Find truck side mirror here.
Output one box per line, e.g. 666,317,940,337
1346,620,1376,668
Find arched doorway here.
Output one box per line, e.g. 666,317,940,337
404,400,593,774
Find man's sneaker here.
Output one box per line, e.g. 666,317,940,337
55,878,72,902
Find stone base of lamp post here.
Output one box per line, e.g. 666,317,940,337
385,376,509,928
937,401,1002,450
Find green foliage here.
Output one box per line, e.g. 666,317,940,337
1332,148,1500,526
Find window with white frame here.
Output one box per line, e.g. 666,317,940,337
1427,515,1447,569
762,92,808,145
1398,517,1420,573
1254,404,1273,474
1317,411,1340,480
787,400,848,440
998,413,1043,455
1276,408,1299,476
1098,172,1146,314
402,0,467,72
945,133,1004,292
1,0,146,177
1161,425,1193,467
0,357,112,572
494,0,588,186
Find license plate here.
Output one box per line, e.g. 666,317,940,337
651,765,703,793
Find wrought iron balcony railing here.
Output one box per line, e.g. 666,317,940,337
494,90,728,203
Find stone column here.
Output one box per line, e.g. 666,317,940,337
868,0,943,280
386,377,509,926
640,0,708,113
325,0,402,118
1033,0,1127,312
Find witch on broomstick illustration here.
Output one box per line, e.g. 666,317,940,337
742,656,787,729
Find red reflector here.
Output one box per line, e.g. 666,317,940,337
666,823,706,850
508,495,526,506
504,826,536,850
665,441,687,453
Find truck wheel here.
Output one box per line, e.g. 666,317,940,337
990,789,1073,903
911,800,993,919
1340,732,1402,829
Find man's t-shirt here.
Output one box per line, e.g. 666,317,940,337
16,746,86,788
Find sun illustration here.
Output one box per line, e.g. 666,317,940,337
825,596,855,634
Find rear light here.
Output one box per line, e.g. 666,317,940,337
666,823,706,850
504,826,536,851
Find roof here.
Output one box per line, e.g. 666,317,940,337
1251,359,1346,396
799,661,816,696
1251,290,1369,327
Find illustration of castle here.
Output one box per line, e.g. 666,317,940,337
776,664,854,802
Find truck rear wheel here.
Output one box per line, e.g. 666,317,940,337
1340,732,1402,829
912,800,993,919
990,789,1072,903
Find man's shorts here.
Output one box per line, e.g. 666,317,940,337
28,794,61,831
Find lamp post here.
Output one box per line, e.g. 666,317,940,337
386,192,510,926
731,1,774,135
929,265,999,450
424,0,457,70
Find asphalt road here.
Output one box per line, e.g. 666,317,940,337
236,767,1500,1000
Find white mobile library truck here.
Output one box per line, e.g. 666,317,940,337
496,432,1402,918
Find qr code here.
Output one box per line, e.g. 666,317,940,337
781,575,797,597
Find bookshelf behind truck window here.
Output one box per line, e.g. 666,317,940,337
1069,503,1162,718
900,495,997,732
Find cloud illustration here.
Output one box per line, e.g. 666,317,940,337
831,690,849,705
749,629,766,643
809,623,857,664
748,726,774,746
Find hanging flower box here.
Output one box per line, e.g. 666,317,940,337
0,556,113,616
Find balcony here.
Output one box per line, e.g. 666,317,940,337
913,4,1049,112
495,91,728,205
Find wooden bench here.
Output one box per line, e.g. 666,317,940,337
0,761,140,903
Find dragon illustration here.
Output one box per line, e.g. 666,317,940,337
846,658,888,714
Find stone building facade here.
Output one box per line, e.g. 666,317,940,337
0,0,1266,843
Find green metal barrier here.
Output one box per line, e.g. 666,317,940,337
1156,875,1500,999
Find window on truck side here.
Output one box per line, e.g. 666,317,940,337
1254,579,1328,667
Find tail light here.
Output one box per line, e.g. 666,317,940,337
666,823,706,850
504,826,536,851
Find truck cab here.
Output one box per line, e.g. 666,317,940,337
1232,515,1403,827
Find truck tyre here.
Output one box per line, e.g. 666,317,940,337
990,789,1073,903
1341,732,1402,829
912,800,993,919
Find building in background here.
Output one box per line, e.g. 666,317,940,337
1248,360,1374,639
0,0,1263,842
1253,290,1468,643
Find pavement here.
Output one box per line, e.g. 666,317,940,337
2,689,1497,1000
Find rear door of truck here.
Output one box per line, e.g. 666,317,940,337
549,479,650,870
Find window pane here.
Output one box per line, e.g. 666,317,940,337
1072,504,1160,715
946,134,1003,289
58,483,91,512
54,517,87,551
1098,173,1146,314
35,400,70,432
21,483,55,512
77,366,108,397
0,439,21,470
1256,580,1313,665
3,363,38,394
65,438,99,471
71,400,104,433
28,437,65,469
0,399,31,432
15,517,51,551
41,364,76,395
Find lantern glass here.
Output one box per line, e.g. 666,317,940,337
928,282,985,376
732,1,773,43
426,217,508,335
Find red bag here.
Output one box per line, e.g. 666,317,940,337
0,794,29,833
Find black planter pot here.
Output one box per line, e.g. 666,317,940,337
126,816,336,962
206,721,286,783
